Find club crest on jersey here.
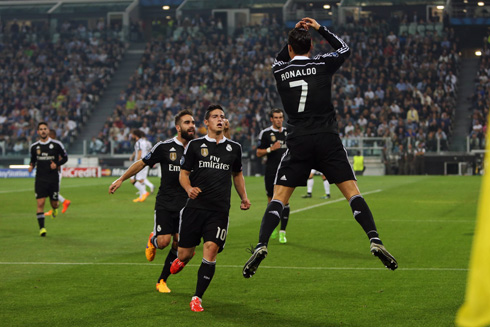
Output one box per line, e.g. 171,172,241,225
270,133,276,142
169,152,177,161
201,148,209,157
36,146,41,155
49,144,54,149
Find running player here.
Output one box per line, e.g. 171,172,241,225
29,122,68,236
109,110,196,293
256,108,289,243
170,104,251,312
130,130,154,202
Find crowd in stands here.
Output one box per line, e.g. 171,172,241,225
468,34,490,151
96,14,459,176
0,14,462,177
95,14,283,156
0,20,126,155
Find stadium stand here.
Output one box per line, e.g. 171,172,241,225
0,20,126,155
468,34,490,151
96,14,460,171
97,15,283,155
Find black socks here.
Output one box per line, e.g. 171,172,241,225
194,258,216,299
258,200,284,245
280,204,290,231
159,248,177,282
37,212,45,229
349,195,381,242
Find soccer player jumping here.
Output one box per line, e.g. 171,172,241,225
243,18,398,278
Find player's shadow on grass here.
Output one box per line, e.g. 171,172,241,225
206,298,338,327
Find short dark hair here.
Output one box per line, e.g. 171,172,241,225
270,108,284,118
175,109,194,126
37,122,48,129
205,104,224,120
288,28,311,55
132,129,145,138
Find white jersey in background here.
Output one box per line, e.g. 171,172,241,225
135,138,153,162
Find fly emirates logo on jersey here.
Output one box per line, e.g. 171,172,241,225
199,154,230,171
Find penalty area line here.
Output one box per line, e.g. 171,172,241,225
0,262,467,271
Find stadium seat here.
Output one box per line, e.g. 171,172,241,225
425,24,435,34
408,22,417,35
435,23,444,36
399,24,408,35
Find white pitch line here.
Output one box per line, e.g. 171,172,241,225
290,189,382,214
0,262,467,271
297,218,474,223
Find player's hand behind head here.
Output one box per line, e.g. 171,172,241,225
295,20,308,30
302,17,320,31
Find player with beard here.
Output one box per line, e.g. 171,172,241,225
29,122,68,236
109,110,196,293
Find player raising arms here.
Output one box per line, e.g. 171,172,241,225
109,110,196,293
243,18,397,278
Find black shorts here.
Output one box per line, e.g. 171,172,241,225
153,209,180,236
35,179,59,200
274,133,356,187
264,169,277,198
178,207,229,253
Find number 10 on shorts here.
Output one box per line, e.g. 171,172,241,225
216,227,227,241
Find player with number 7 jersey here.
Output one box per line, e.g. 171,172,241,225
243,18,397,280
272,21,349,139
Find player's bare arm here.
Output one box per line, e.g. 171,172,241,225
232,171,251,210
179,168,201,199
109,160,146,194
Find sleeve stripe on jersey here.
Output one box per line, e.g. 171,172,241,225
257,127,272,140
273,61,326,74
52,139,66,151
149,141,164,153
30,141,40,151
272,59,287,69
322,26,349,55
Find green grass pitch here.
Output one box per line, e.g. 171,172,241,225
0,175,482,326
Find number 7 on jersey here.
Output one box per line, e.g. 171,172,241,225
289,79,308,112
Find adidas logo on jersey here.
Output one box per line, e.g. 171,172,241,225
201,143,207,148
280,175,287,181
170,147,176,151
